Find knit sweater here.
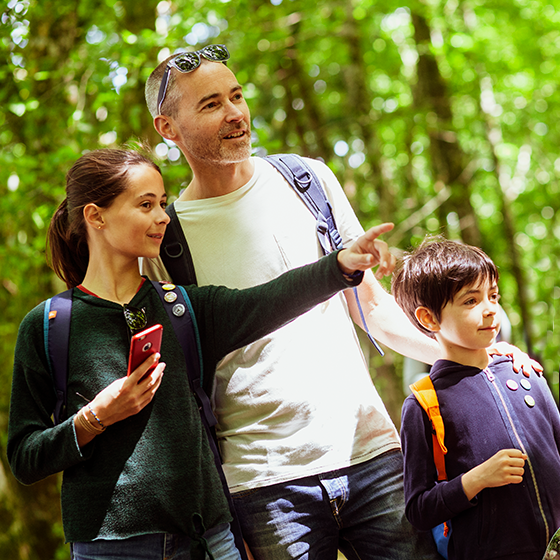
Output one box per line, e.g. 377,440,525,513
8,251,359,546
401,356,560,559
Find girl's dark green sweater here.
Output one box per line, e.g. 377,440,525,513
8,251,359,545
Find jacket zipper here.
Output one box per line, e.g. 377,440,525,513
483,367,550,544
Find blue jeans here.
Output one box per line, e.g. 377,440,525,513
232,450,438,560
71,523,241,560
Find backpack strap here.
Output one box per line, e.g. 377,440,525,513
160,202,198,286
43,289,73,425
409,375,448,481
264,154,343,254
150,281,217,428
150,281,248,560
266,154,384,356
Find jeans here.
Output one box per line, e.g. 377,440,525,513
71,523,241,560
232,450,438,560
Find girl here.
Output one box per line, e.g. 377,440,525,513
8,148,393,560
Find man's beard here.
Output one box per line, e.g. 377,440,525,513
188,123,252,165
219,125,251,163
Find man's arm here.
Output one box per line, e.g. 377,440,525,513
345,270,441,365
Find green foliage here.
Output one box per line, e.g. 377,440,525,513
1,0,559,557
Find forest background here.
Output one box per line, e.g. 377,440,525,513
1,0,559,558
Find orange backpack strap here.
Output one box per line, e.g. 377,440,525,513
410,375,448,481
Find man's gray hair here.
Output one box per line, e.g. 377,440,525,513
145,54,183,119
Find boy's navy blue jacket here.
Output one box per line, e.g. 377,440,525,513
401,356,560,560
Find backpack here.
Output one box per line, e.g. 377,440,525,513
44,281,248,560
161,153,384,356
409,375,452,559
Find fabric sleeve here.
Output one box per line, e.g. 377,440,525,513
400,394,475,531
7,304,90,485
186,250,360,391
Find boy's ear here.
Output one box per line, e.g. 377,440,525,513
415,307,440,333
154,115,179,142
83,203,105,230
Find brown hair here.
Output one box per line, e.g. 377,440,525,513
391,237,499,338
47,148,161,288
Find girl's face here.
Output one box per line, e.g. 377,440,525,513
100,164,170,261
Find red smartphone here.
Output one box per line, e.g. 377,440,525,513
127,324,163,376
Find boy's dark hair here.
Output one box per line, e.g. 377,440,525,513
391,237,499,338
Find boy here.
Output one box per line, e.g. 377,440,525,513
392,238,560,560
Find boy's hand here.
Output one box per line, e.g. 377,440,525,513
461,448,526,501
337,223,395,279
488,341,543,377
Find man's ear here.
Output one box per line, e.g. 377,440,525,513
83,203,105,230
154,115,179,142
415,307,440,333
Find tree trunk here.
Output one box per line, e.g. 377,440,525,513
412,12,481,246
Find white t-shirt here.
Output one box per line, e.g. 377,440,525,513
142,156,400,492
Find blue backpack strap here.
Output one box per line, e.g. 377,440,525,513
265,154,343,254
151,280,248,560
43,289,73,425
150,280,216,428
265,154,384,356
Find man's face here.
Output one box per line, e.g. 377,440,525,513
167,61,252,166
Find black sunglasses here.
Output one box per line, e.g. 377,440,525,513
157,44,230,115
123,305,147,334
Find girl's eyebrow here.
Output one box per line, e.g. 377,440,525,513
136,192,167,200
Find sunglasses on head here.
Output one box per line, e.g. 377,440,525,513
157,44,230,115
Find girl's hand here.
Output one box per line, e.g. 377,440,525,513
74,353,165,446
337,223,395,279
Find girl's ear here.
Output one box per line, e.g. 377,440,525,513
83,203,105,230
415,307,441,333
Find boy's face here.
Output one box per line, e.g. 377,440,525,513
418,276,501,366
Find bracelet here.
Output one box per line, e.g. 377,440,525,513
87,404,106,430
77,407,104,435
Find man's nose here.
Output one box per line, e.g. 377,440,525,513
225,101,245,121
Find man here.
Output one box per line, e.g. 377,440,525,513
142,45,530,559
